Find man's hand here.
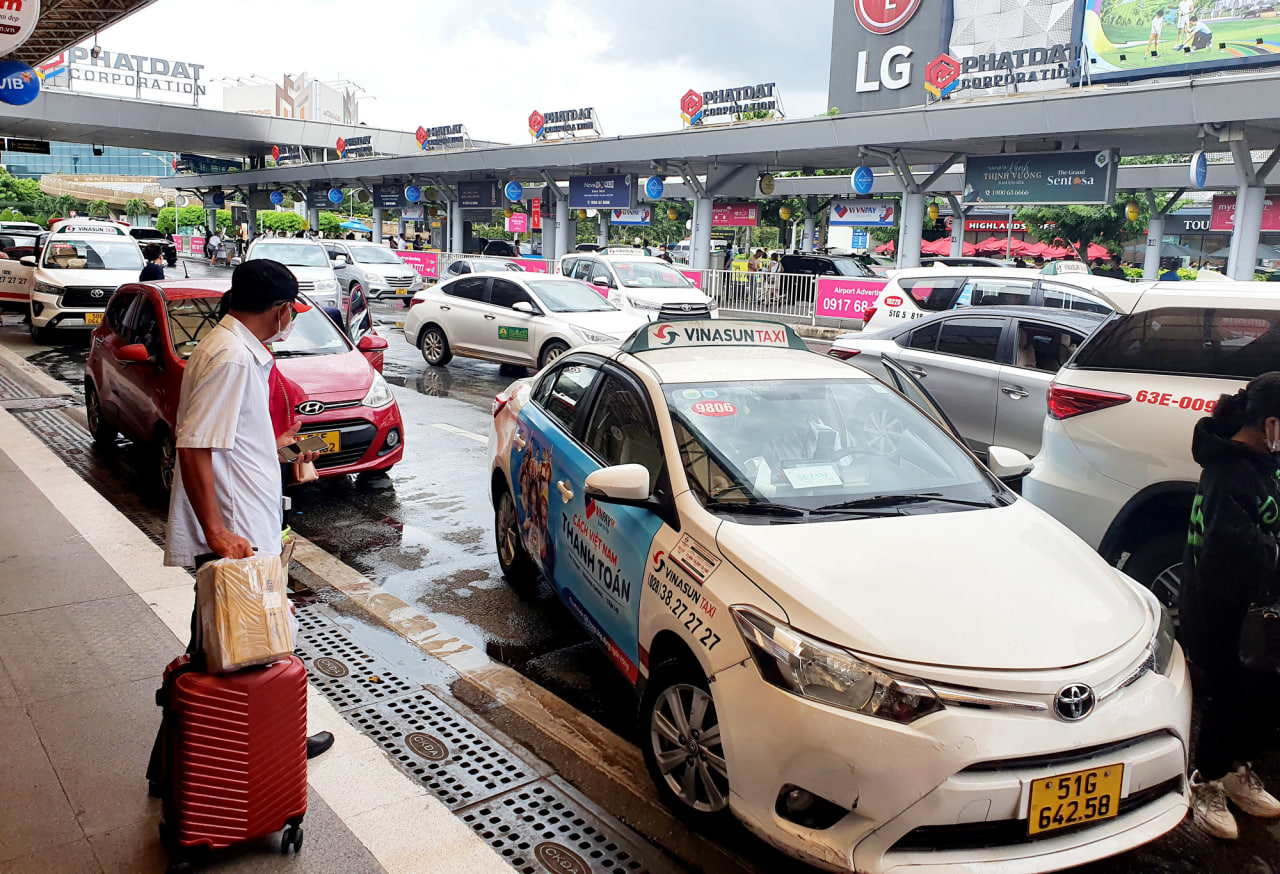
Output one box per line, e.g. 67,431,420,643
208,528,254,559
277,421,323,464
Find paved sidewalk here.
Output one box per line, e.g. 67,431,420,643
0,404,513,874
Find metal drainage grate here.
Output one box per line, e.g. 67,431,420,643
346,693,538,810
13,408,94,474
294,625,418,710
292,603,335,635
461,781,673,874
0,372,31,401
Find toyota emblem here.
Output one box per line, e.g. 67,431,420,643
1054,684,1096,721
680,304,692,312
90,288,105,299
296,400,325,416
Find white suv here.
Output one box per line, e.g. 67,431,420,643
17,220,145,343
1024,281,1280,612
862,266,1123,332
558,253,717,320
245,238,340,308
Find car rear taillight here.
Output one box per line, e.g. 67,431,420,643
862,306,877,323
493,392,510,417
827,348,860,361
409,297,422,308
1047,383,1132,420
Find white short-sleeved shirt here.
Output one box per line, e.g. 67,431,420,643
1151,15,1164,35
165,315,282,567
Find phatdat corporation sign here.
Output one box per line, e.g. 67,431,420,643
529,107,600,141
925,43,1084,101
680,83,785,127
38,45,206,102
415,123,472,151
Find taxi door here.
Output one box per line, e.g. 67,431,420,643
511,358,667,685
0,255,34,308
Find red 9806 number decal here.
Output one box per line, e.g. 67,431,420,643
1135,390,1217,413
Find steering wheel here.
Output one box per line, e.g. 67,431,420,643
852,402,905,458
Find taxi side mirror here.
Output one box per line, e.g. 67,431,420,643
585,464,650,503
357,333,387,352
512,301,537,315
987,446,1033,482
115,343,153,365
19,255,35,267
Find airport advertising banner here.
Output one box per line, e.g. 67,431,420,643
1080,0,1280,84
397,251,439,278
829,199,896,227
815,277,888,322
568,175,634,210
711,203,759,227
1210,193,1280,233
964,151,1117,205
610,208,651,226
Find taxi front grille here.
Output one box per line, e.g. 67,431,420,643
386,277,415,289
960,732,1173,774
296,281,316,294
889,777,1182,853
299,418,376,469
658,303,710,321
60,286,114,309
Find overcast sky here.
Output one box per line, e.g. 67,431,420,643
95,0,836,141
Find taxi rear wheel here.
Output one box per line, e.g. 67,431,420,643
641,660,730,822
85,382,116,448
419,325,453,367
495,484,536,587
156,427,177,493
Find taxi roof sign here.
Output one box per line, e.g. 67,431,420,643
622,320,808,353
50,220,128,236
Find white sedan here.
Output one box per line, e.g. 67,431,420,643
487,320,1190,873
404,273,647,370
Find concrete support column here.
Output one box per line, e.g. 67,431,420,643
205,208,217,233
692,197,714,270
897,191,925,269
1142,214,1166,280
597,212,609,247
308,207,320,233
1228,185,1265,281
450,201,465,254
554,199,570,261
802,217,816,253
949,214,966,258
246,207,257,241
398,217,406,239
372,207,383,243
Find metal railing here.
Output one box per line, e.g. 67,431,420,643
701,269,819,320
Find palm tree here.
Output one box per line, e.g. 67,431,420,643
124,198,149,222
87,199,110,219
52,194,79,218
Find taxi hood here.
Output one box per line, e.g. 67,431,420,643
714,500,1147,671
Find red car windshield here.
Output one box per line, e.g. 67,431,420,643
166,296,350,360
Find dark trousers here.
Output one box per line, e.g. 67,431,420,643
1194,660,1280,780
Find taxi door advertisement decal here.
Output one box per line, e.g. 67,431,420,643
0,261,32,303
511,416,556,575
553,455,663,685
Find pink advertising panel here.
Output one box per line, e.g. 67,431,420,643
513,258,550,274
712,203,759,227
815,277,887,321
1211,194,1280,233
680,269,703,289
397,251,439,278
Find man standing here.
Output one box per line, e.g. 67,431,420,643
164,259,333,759
1175,0,1195,49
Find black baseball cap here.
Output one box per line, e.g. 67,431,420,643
225,259,310,312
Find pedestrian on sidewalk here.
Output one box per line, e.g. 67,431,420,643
1182,373,1280,839
160,258,333,761
140,244,166,281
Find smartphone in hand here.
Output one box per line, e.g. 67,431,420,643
278,433,329,462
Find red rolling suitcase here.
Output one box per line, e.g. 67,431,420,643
156,654,309,870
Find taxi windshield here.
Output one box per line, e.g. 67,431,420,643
350,246,403,265
42,239,144,271
249,243,328,268
527,279,618,313
166,296,349,359
665,379,1000,519
612,260,691,289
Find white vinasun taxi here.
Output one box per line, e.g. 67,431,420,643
487,320,1191,873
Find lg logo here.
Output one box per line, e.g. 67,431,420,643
854,0,922,35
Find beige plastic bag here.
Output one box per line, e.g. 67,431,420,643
196,554,294,673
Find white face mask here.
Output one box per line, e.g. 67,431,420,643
268,305,295,345
1267,419,1280,455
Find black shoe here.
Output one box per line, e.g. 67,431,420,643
306,732,334,759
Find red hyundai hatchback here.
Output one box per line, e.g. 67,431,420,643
85,279,404,488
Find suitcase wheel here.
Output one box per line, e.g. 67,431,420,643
281,824,304,854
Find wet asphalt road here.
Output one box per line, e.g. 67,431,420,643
5,260,1280,872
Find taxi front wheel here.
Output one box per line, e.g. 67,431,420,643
641,659,731,822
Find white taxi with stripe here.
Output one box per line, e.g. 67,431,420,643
14,219,145,343
486,320,1190,874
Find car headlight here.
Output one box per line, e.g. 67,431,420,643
706,295,719,311
34,282,60,297
627,296,661,311
1152,601,1176,676
576,328,616,344
361,372,395,408
731,606,943,724
316,279,339,295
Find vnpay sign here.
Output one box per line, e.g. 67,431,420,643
829,199,896,227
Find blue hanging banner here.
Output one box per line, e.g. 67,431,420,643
328,188,344,204
0,61,41,107
504,180,525,203
404,185,422,203
851,166,875,196
644,176,665,201
269,191,285,206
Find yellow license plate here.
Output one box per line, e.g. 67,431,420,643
1028,764,1124,835
316,430,341,454
84,312,104,325
395,288,408,295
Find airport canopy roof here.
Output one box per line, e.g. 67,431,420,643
8,0,159,67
